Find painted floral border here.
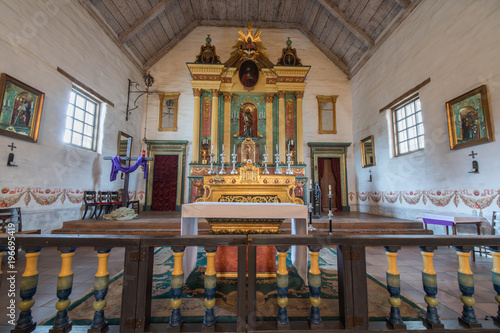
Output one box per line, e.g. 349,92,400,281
0,187,146,208
349,189,500,209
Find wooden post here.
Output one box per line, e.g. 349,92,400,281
169,246,185,328
89,247,112,333
308,245,323,328
384,246,406,329
50,247,76,333
203,246,217,329
456,246,481,328
420,246,443,329
276,246,290,328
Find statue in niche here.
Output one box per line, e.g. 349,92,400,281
238,102,258,138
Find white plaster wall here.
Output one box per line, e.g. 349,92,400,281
0,0,144,232
147,26,354,204
351,0,500,229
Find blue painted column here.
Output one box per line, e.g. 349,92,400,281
276,246,290,327
203,246,217,328
169,246,185,328
89,247,112,332
308,245,322,327
490,246,500,325
15,247,43,333
50,247,77,333
384,246,406,329
456,246,481,328
419,246,443,329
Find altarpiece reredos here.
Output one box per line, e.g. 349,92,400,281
187,23,310,204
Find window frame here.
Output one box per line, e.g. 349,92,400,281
64,86,100,151
316,95,338,134
392,95,425,157
158,92,180,131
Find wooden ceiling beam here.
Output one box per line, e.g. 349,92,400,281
119,0,176,43
394,0,410,9
199,20,301,30
317,0,375,49
350,0,423,78
145,20,200,70
297,24,350,77
77,0,144,73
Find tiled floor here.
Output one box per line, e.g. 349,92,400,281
1,212,498,329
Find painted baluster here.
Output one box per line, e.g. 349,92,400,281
456,246,481,328
170,246,185,328
490,246,500,324
308,246,322,327
15,247,42,333
90,247,112,332
277,246,290,326
384,246,405,329
420,246,443,329
51,247,77,333
203,246,217,328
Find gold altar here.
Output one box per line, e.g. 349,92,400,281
196,159,303,234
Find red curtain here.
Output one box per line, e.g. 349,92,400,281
151,155,178,211
317,158,325,184
331,158,343,212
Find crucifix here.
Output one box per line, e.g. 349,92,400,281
8,142,16,151
469,150,477,159
7,142,17,167
103,137,152,207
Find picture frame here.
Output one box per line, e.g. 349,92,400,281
360,135,375,167
158,92,180,131
446,85,493,150
0,73,45,143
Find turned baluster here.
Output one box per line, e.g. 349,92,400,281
50,247,77,333
89,247,112,333
15,247,42,333
420,246,443,329
308,245,323,327
490,246,500,325
384,246,405,329
169,246,185,328
456,246,481,328
203,246,217,328
277,246,290,327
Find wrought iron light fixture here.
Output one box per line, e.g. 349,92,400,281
125,72,157,121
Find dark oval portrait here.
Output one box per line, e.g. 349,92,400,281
239,60,259,88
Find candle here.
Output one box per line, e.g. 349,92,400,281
222,145,224,153
265,144,266,154
276,144,278,153
291,139,294,145
233,144,236,154
211,144,213,152
329,185,331,195
288,141,290,153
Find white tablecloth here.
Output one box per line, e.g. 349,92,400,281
181,202,308,280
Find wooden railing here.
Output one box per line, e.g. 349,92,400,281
1,234,500,332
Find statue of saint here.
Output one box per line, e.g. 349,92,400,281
243,108,253,137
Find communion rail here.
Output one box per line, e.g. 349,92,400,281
1,234,500,333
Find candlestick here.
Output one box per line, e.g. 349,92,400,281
285,147,293,175
262,149,270,175
328,184,333,235
308,181,315,231
230,149,238,175
274,150,281,175
219,148,226,175
208,150,215,175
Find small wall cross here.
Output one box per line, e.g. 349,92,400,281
8,142,16,151
469,150,478,159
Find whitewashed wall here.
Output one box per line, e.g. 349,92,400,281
147,26,354,205
351,0,500,232
0,0,144,232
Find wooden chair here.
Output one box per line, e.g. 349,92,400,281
82,191,110,219
108,191,122,212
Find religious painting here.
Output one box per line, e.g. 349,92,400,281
238,103,258,137
316,95,338,134
239,60,259,88
158,92,179,131
0,73,45,142
360,135,375,167
446,85,493,150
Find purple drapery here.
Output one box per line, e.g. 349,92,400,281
110,156,148,181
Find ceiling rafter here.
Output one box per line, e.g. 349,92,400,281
118,0,177,44
297,24,350,76
77,0,144,73
394,0,410,9
316,0,375,49
145,20,200,70
199,20,301,30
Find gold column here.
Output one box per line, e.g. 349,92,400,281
223,93,232,163
278,91,286,163
295,91,304,164
265,94,274,158
192,88,202,163
211,89,220,162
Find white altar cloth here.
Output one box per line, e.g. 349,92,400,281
181,202,308,280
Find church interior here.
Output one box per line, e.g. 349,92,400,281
1,0,500,331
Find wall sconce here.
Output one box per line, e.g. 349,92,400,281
125,72,157,121
468,150,479,174
368,169,372,182
7,142,17,167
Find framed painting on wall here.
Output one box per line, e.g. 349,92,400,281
445,85,493,150
0,73,45,142
158,92,180,131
